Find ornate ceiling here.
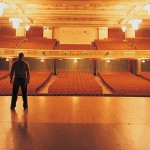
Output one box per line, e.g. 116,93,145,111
1,0,150,28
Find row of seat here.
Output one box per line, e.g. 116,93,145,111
0,71,51,94
0,36,150,50
55,44,97,50
18,38,57,50
48,72,103,95
139,72,150,81
1,70,150,95
0,70,9,80
27,71,51,93
0,36,24,48
127,38,150,50
99,72,150,95
57,71,93,78
95,39,133,50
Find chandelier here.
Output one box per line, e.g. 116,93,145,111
144,4,150,15
25,25,30,31
9,17,23,29
121,26,127,32
128,19,142,30
0,2,8,16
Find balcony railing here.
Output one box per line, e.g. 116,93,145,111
0,48,150,59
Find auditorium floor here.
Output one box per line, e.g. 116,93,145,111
0,96,150,150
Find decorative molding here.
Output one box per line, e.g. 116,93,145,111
1,49,150,59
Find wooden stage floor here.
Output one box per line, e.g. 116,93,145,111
0,96,150,150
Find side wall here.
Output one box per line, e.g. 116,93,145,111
97,60,129,73
0,58,9,70
25,59,54,72
141,61,150,72
56,59,93,74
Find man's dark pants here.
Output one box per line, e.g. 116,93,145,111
11,78,28,108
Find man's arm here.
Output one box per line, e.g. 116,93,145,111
10,63,14,84
26,63,30,84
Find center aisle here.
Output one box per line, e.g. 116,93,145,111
94,76,112,94
37,76,57,93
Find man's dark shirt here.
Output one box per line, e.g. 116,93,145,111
10,60,30,80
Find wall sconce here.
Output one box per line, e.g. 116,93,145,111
106,59,110,63
9,17,23,29
40,59,44,62
6,58,9,61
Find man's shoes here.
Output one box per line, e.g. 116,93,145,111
10,107,15,111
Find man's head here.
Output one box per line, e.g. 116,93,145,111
18,52,24,60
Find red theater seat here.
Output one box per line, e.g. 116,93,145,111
99,72,150,95
48,71,103,95
95,39,133,50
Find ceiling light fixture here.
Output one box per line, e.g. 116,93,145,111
128,19,142,30
144,4,150,15
9,17,23,29
25,25,30,31
0,2,8,16
121,26,127,32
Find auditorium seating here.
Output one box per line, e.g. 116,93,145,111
17,38,57,50
0,36,24,48
139,72,150,81
95,39,133,50
0,77,12,94
127,38,150,50
0,36,150,50
28,71,51,93
55,44,96,50
99,72,150,95
48,71,103,95
0,70,10,80
0,71,51,94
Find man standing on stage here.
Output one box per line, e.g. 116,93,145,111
10,52,30,110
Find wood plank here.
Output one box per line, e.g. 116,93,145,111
0,96,150,149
